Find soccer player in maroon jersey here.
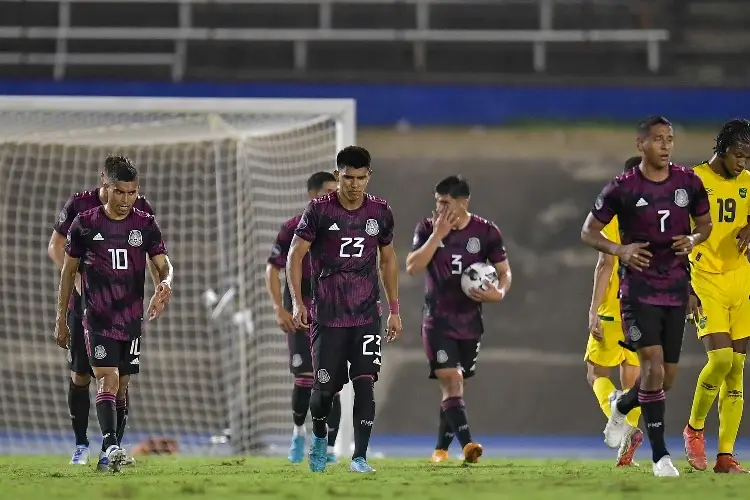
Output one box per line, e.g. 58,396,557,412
54,159,174,472
406,175,512,465
287,146,402,473
265,171,340,464
581,116,713,477
47,156,167,466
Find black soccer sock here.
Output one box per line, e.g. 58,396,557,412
95,392,118,451
68,381,90,447
116,395,128,445
309,389,334,439
616,377,642,415
435,408,455,450
327,393,342,447
292,377,313,428
441,397,473,448
639,389,669,462
352,375,376,460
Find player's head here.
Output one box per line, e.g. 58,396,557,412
714,118,750,178
335,146,371,203
623,156,642,173
103,155,139,217
434,175,470,216
306,171,337,200
636,116,674,169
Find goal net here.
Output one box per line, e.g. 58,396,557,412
0,96,356,456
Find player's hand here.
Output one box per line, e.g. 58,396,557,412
55,317,70,349
275,306,296,334
468,281,506,302
672,234,697,256
687,293,703,326
292,301,309,330
616,243,652,272
588,310,603,342
385,313,402,342
147,293,167,321
737,224,750,255
431,208,459,240
155,280,172,305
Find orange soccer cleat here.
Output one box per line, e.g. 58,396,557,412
431,449,450,463
462,442,483,464
683,425,708,471
714,455,748,473
616,427,644,467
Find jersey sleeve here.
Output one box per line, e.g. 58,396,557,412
54,196,78,236
138,196,155,215
591,180,620,225
294,202,319,242
65,215,86,258
411,219,431,251
378,205,395,247
146,218,168,257
690,174,710,217
268,222,293,269
487,223,508,264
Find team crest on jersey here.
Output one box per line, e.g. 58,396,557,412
740,188,747,199
466,237,481,254
628,325,642,342
128,229,143,247
674,189,689,208
316,369,331,383
58,209,67,224
94,345,107,360
595,195,604,210
365,219,379,236
298,214,308,230
698,316,707,329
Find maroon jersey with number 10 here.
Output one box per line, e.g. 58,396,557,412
295,193,394,328
590,165,710,306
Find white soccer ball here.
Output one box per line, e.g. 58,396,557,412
460,262,499,296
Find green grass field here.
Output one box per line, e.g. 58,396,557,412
1,456,749,500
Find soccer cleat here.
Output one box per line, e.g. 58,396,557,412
431,449,450,463
683,425,708,471
69,445,90,465
288,435,306,463
603,390,629,448
652,455,679,477
97,445,127,473
616,427,644,467
326,452,338,464
714,455,748,473
350,457,375,473
462,442,483,464
122,452,136,467
308,436,328,473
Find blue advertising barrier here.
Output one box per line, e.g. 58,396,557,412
0,79,747,126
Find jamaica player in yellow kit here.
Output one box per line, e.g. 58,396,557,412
585,156,643,467
684,119,750,473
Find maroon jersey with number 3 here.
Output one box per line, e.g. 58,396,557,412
66,206,167,341
54,188,153,314
591,165,710,306
295,193,394,328
413,215,507,340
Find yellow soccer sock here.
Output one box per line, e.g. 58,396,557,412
625,404,641,428
592,377,617,419
688,347,734,430
718,352,746,455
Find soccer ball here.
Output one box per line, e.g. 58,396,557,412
460,262,499,296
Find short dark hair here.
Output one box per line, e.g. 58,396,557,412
637,116,672,137
104,155,138,182
623,156,642,172
434,175,470,198
336,146,371,170
307,171,336,192
714,118,750,156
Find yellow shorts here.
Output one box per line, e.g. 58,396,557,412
692,266,750,340
584,316,640,368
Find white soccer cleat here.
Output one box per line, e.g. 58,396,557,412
652,455,680,477
69,445,90,465
603,390,629,448
122,451,136,467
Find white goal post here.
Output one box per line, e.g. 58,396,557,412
0,95,356,457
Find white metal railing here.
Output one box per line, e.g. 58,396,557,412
0,0,670,80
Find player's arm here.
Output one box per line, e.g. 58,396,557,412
49,197,77,268
266,225,296,333
147,258,161,288
55,217,84,349
674,178,713,255
288,203,317,327
149,254,173,287
48,231,66,269
378,206,402,341
265,264,284,312
589,251,614,316
406,212,457,275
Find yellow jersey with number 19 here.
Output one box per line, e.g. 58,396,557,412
596,217,621,319
690,162,750,274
